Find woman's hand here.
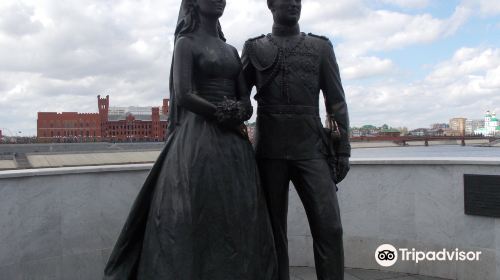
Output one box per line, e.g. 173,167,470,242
214,97,251,128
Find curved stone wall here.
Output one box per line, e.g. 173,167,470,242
295,158,500,280
0,159,499,279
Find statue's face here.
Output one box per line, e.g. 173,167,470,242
269,0,301,26
197,0,226,18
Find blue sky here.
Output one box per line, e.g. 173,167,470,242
0,0,500,135
374,8,500,82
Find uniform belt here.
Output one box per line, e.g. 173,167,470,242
257,105,319,115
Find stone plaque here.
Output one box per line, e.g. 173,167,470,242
464,174,500,217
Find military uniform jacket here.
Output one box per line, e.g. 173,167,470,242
242,32,350,160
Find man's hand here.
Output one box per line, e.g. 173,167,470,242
334,156,350,184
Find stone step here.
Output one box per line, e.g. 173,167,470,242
14,153,31,169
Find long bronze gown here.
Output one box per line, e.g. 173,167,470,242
103,38,278,280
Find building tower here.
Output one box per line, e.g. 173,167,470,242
490,112,498,136
162,98,170,115
98,95,109,140
152,107,160,140
485,111,491,129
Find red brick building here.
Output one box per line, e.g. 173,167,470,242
37,95,169,143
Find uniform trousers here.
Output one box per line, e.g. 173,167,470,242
257,158,344,280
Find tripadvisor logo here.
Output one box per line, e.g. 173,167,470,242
375,244,482,267
375,244,398,267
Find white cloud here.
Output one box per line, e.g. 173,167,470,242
0,2,43,37
0,0,497,135
346,47,500,128
426,48,500,85
379,0,430,9
462,0,500,16
0,0,178,135
220,0,272,47
310,5,471,56
301,0,369,22
340,56,395,80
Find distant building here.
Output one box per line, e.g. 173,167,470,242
37,111,101,142
350,128,361,137
350,125,403,137
408,128,428,136
37,95,169,143
395,127,409,136
474,111,500,136
465,119,484,135
356,125,379,136
431,123,449,130
449,118,467,136
379,128,401,137
427,128,446,136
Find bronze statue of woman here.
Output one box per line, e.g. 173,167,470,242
103,0,278,279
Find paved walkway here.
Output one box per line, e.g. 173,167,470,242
27,151,160,168
0,160,16,170
290,267,449,280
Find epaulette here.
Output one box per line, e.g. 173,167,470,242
246,34,265,42
308,33,332,46
308,33,329,41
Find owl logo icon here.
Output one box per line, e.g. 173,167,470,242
375,244,398,267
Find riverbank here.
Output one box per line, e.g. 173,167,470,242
351,138,493,148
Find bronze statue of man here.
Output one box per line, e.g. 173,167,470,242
242,0,351,279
